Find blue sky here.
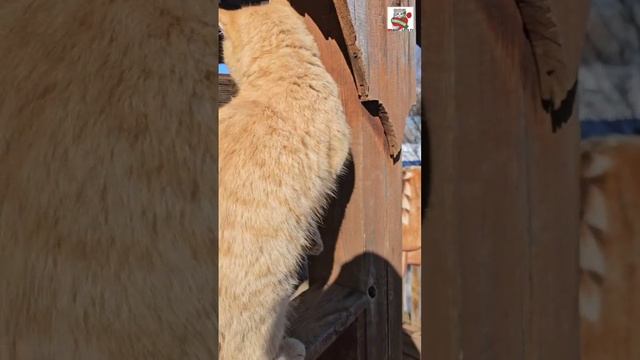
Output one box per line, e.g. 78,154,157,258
218,63,230,74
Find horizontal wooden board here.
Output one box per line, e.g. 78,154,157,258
289,285,369,360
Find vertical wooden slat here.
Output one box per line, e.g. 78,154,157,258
293,4,371,359
294,1,368,293
218,1,411,356
456,2,530,358
362,104,394,359
290,1,411,358
525,1,589,358
423,0,588,359
422,0,460,357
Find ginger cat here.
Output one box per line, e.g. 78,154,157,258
218,1,351,359
0,1,217,358
580,136,640,360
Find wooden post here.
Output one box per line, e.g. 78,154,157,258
286,0,415,359
422,0,589,359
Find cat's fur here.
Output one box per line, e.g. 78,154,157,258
580,136,640,360
0,1,217,358
218,1,350,359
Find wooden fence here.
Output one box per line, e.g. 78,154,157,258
219,0,595,358
219,0,415,358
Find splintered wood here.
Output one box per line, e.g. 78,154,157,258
218,74,236,107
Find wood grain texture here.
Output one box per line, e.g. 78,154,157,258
422,0,460,358
290,1,411,358
218,1,412,357
580,137,640,360
422,0,588,359
525,1,588,358
289,285,369,360
333,0,415,159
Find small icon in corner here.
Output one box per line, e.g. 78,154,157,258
387,7,415,31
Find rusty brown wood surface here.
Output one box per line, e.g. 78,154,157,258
422,0,588,359
525,0,588,358
289,0,412,359
332,0,415,159
217,1,412,357
289,285,369,360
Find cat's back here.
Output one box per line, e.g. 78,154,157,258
218,96,304,200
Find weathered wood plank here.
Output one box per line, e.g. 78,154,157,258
292,4,371,359
455,3,530,358
291,1,368,292
289,285,369,360
292,1,409,358
526,0,589,358
423,0,587,359
332,0,370,98
421,0,459,357
361,98,401,359
317,313,366,360
332,0,415,157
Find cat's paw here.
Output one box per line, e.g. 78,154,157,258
276,337,305,360
307,224,323,256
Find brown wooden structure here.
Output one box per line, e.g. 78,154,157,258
219,0,415,359
422,0,589,359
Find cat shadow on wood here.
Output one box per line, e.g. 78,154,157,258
290,251,421,359
289,0,357,92
307,154,355,290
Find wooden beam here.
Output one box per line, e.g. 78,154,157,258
289,1,410,358
289,286,369,360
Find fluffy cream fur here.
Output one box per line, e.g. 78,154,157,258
218,1,350,359
0,1,217,358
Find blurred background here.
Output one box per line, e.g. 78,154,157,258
578,0,640,359
400,43,422,360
